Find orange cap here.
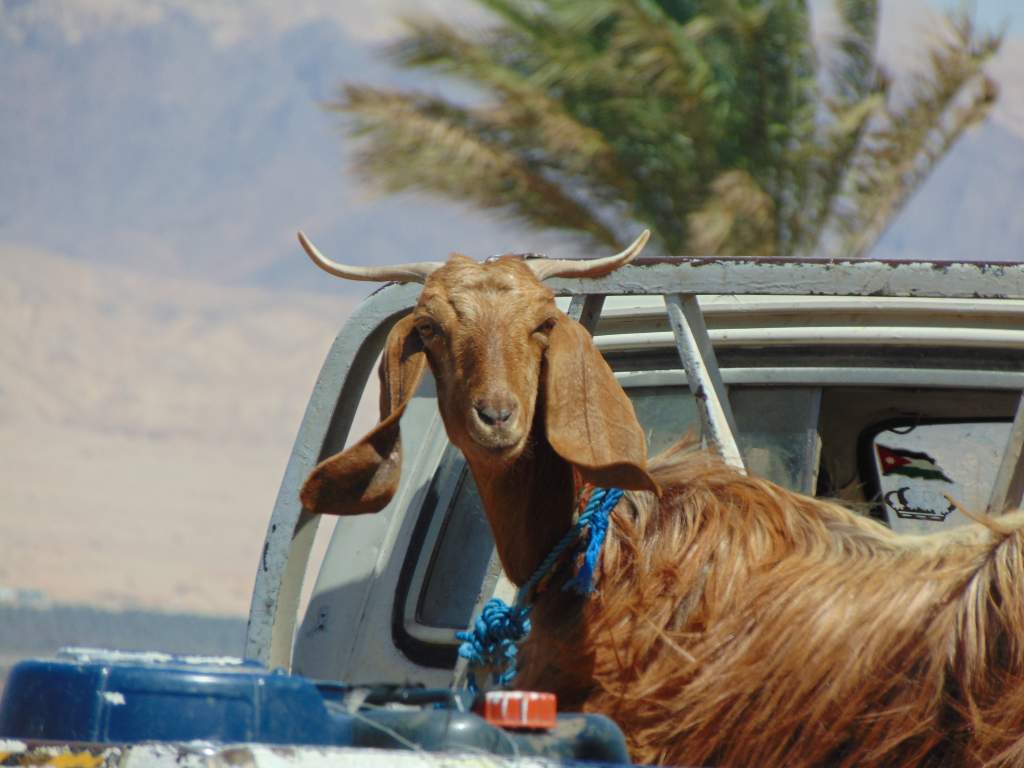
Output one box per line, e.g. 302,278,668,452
480,690,558,730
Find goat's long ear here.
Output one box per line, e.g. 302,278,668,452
544,317,659,495
300,314,427,516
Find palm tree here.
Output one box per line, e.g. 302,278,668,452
334,0,1000,258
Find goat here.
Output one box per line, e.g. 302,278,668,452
296,232,1024,767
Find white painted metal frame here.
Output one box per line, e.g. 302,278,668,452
664,294,745,470
246,258,1024,670
246,283,420,668
988,392,1024,515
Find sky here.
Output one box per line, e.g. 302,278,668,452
930,0,1020,31
1,0,1022,618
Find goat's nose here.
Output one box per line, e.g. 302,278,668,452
475,400,515,427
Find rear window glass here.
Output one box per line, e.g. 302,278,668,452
416,467,492,629
629,385,822,493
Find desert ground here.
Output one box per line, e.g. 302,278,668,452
0,245,378,617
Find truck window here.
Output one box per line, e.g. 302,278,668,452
416,456,492,629
399,383,826,662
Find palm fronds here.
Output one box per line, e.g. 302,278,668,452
341,86,621,247
334,0,1001,259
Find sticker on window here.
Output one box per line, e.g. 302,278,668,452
867,421,1012,534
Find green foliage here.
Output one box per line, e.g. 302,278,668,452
334,1,1001,257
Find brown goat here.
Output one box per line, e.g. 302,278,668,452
297,233,1024,767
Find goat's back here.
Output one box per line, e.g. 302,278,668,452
522,440,1024,766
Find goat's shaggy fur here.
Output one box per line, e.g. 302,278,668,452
519,440,1024,766
299,238,1024,766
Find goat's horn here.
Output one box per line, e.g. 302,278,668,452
528,230,650,282
298,231,443,284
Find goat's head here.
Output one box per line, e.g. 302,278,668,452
298,232,658,576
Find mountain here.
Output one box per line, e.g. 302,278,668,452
0,13,380,285
0,4,574,295
0,245,364,615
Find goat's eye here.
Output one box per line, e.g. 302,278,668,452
415,321,437,340
534,317,557,335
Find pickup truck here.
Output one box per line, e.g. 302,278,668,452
254,256,1024,687
3,255,1024,766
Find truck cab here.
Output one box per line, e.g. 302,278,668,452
245,256,1024,690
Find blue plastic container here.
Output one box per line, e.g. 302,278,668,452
0,648,630,763
0,648,349,745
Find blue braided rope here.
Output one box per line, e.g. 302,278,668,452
563,488,623,595
456,599,530,689
456,486,622,691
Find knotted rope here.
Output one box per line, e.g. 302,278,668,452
456,485,624,691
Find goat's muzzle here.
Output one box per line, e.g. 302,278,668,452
467,395,524,455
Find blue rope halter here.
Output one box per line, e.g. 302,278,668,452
456,485,624,691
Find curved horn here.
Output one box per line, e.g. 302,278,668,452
528,230,650,282
298,231,443,284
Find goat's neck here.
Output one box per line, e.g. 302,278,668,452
467,423,576,586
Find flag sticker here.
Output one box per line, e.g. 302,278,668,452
876,444,953,483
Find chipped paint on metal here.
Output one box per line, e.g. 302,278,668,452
120,743,215,768
36,752,107,768
206,745,584,768
550,260,1024,300
0,743,219,768
0,745,118,768
664,294,745,471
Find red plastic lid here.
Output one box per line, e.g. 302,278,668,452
480,690,558,730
